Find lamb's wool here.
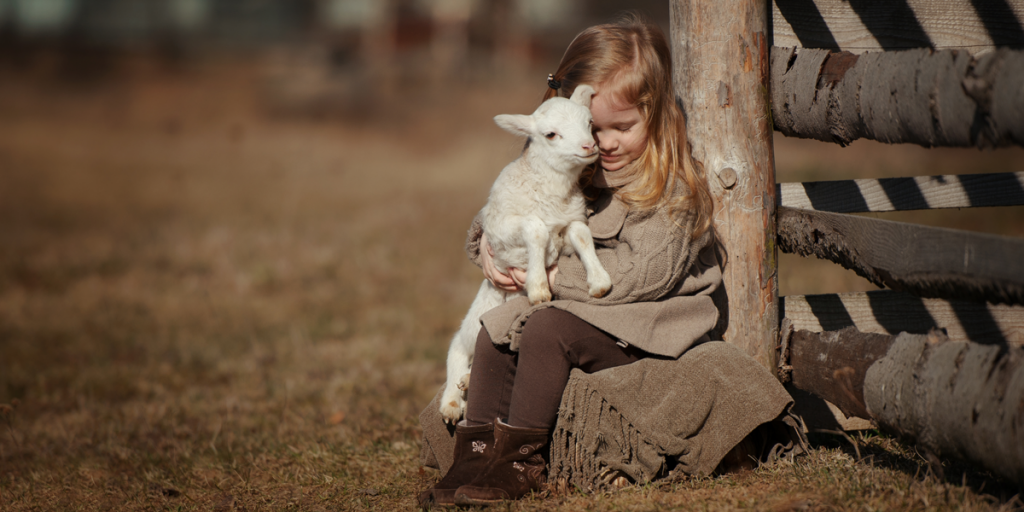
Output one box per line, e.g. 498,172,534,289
421,342,806,489
439,85,608,424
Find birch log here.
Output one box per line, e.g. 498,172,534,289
671,0,779,371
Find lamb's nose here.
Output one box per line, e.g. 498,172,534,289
582,141,595,152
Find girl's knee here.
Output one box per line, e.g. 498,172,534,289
475,326,492,347
520,309,576,352
524,308,573,331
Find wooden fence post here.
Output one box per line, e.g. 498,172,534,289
670,0,779,371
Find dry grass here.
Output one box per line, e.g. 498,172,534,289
0,58,1022,511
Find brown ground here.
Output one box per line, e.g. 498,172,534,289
0,56,1022,510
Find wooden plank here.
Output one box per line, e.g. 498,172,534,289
772,0,1024,54
787,327,896,419
778,207,1024,306
781,290,1024,345
671,0,779,371
776,172,1024,212
770,46,1024,148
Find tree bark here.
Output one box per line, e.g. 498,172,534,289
671,0,779,371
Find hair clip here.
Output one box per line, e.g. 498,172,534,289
547,73,561,90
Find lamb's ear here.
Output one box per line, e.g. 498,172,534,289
494,114,535,137
569,84,595,108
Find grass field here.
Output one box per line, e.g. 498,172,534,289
1,59,1022,511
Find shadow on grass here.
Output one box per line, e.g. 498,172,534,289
807,430,1023,506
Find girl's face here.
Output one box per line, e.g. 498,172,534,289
589,85,648,172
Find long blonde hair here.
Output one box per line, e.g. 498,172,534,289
544,14,713,239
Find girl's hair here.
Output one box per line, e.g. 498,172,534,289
544,14,713,239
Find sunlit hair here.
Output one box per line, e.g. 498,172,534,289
543,13,713,239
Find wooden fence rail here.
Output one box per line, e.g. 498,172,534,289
781,290,1024,345
781,327,1024,487
778,206,1024,305
770,46,1024,148
777,172,1024,212
773,0,1024,54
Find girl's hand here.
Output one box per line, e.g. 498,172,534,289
481,233,560,293
480,233,521,292
508,265,559,292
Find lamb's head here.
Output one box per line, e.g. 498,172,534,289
494,84,598,173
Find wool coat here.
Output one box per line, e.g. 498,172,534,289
465,183,722,358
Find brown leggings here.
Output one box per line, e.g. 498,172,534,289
464,308,645,429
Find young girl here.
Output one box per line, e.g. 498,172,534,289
419,14,766,507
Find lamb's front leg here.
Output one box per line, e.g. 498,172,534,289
522,217,552,305
439,280,507,424
567,220,611,298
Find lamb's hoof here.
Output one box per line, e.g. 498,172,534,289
528,289,552,305
457,373,471,391
588,273,612,298
439,396,465,425
589,283,610,298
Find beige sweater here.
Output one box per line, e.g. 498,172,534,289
465,180,721,358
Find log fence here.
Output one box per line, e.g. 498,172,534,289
670,0,1024,487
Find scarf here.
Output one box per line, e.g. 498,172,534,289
590,160,642,189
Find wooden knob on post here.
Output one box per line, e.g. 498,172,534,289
718,167,738,189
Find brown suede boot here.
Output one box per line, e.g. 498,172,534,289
453,419,548,505
417,421,494,509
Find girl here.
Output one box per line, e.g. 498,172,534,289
420,14,790,508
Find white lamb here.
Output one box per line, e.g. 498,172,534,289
439,84,612,424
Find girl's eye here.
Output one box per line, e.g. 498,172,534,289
545,132,557,139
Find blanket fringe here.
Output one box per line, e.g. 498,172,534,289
551,374,666,491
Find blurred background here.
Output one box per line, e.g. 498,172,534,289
0,0,670,116
1,1,1023,509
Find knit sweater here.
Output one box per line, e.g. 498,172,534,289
464,177,721,358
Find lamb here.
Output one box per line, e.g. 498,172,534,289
439,84,612,424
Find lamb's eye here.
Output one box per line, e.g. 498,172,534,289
545,132,557,140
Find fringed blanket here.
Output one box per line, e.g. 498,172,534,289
420,341,806,491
